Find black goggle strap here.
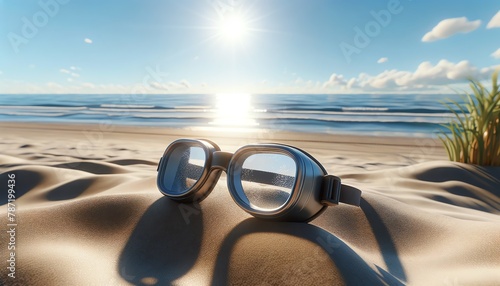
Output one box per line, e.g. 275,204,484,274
321,175,361,207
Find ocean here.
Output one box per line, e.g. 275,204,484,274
0,93,464,137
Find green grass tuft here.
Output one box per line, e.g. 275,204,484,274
439,71,500,166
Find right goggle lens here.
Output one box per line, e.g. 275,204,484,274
238,153,297,210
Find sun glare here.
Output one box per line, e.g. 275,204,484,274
217,13,249,43
211,93,257,129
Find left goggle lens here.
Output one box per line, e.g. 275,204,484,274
161,144,207,195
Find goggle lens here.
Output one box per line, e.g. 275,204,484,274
236,153,297,210
161,145,206,195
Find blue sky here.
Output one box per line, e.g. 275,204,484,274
1,0,499,94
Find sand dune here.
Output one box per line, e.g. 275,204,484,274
1,123,499,285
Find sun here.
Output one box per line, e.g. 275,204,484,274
217,13,249,43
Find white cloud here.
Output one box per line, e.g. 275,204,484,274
1,80,140,94
82,82,95,89
84,38,93,44
180,79,191,89
60,67,80,78
492,48,500,59
150,82,169,90
166,81,182,89
70,66,81,71
422,17,481,42
487,11,500,28
96,84,128,93
59,67,80,77
323,73,347,88
324,59,500,92
294,77,304,85
46,82,64,89
149,80,191,91
0,70,3,75
377,57,388,64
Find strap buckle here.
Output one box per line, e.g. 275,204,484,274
320,175,341,206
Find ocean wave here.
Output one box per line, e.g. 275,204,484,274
100,104,157,109
259,116,448,124
0,106,452,124
272,106,458,114
270,110,455,118
0,105,87,111
342,107,389,111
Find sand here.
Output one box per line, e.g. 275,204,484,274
0,122,499,285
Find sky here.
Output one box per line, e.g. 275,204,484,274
1,0,499,94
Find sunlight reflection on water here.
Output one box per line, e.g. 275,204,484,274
209,93,259,130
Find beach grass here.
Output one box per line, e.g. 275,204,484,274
440,71,500,166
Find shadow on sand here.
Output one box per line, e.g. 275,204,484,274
118,197,203,285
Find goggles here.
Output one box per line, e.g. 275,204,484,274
157,139,361,222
